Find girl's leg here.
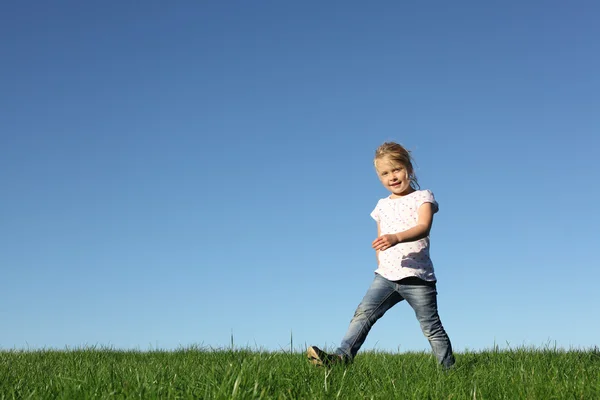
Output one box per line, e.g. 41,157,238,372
398,280,455,369
336,274,402,360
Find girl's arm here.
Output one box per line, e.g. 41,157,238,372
376,221,381,265
395,202,435,243
372,203,435,251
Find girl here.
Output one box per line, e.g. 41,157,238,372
307,142,455,369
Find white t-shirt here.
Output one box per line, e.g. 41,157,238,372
370,189,439,282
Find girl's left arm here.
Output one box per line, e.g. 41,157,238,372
372,203,435,251
376,221,381,265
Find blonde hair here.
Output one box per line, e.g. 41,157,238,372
374,142,419,189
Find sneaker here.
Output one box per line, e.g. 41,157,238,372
307,346,344,367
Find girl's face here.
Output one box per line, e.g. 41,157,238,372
375,157,413,198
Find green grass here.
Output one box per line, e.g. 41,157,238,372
1,346,599,399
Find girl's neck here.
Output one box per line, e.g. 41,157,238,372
389,187,416,199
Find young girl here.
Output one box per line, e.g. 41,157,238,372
308,142,455,369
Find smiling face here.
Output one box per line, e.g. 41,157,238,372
375,156,415,198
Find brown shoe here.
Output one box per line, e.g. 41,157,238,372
307,346,344,367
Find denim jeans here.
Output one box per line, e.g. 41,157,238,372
336,273,455,368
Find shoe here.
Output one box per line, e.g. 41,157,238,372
307,346,344,367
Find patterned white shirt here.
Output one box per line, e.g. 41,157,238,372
370,189,439,282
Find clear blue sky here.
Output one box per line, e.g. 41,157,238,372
2,1,599,353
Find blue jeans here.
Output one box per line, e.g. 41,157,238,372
336,274,455,368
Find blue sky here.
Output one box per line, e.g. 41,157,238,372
1,1,599,354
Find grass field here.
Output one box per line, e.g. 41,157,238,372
1,346,599,399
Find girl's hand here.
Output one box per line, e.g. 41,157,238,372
372,234,400,251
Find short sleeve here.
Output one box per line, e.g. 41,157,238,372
370,201,381,221
415,190,439,214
